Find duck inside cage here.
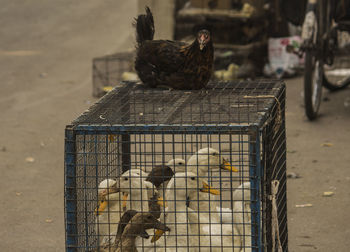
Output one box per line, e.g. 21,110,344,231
65,81,287,252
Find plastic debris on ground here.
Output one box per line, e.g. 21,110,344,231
322,192,335,197
287,172,301,179
39,72,48,78
25,157,35,163
295,204,313,208
265,36,303,79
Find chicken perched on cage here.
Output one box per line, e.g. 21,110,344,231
134,7,214,90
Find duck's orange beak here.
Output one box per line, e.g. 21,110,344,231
157,196,167,207
151,229,165,243
94,200,108,216
221,158,238,172
122,193,128,208
200,181,220,195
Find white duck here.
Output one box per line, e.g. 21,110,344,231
115,169,156,214
113,169,166,251
94,179,127,245
150,172,219,252
185,148,241,251
233,182,251,252
96,170,157,248
128,168,149,179
167,158,187,173
186,147,238,223
186,147,238,177
187,187,241,252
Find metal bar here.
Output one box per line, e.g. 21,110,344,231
121,88,131,173
75,124,253,135
249,128,262,252
64,126,78,251
121,134,131,173
83,134,89,249
159,93,193,124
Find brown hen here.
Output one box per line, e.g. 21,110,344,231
134,7,214,90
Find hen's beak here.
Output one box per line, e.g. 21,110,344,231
220,158,239,172
157,196,167,207
199,34,206,50
200,181,220,195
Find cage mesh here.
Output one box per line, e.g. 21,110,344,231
65,80,287,252
78,80,281,126
92,51,135,98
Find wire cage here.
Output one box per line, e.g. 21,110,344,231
92,51,136,98
65,80,287,251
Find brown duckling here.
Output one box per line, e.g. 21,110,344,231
117,212,170,252
93,210,138,251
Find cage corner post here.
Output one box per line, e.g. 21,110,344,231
121,91,131,173
64,126,78,251
249,126,262,252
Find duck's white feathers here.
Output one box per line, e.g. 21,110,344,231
95,179,124,245
233,182,251,252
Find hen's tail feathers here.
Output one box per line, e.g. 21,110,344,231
135,6,155,45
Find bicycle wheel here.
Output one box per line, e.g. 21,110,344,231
323,31,350,90
304,52,323,120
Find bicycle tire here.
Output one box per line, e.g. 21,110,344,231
304,52,323,120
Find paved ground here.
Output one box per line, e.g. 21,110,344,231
0,1,349,251
286,77,350,251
